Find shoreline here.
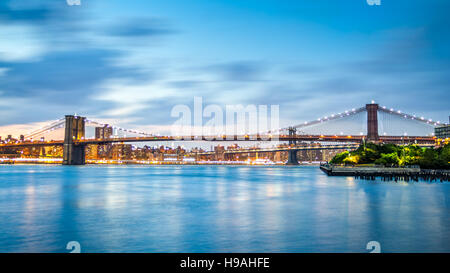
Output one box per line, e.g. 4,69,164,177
0,158,322,166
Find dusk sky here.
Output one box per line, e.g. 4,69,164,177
0,0,449,137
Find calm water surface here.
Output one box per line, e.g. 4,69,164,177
0,165,448,253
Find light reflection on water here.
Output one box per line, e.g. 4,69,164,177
0,165,448,253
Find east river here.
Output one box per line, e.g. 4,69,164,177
0,165,448,252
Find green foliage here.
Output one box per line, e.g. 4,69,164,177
330,143,450,169
374,152,400,166
358,148,379,164
439,145,450,163
343,154,359,165
378,143,399,155
330,151,349,164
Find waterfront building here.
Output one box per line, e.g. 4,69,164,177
435,124,450,139
85,145,99,160
111,144,132,160
214,145,225,161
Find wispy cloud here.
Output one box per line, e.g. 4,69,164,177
106,18,175,38
0,0,449,137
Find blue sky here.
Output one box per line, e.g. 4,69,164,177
0,0,449,136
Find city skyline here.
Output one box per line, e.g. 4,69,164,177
1,0,450,138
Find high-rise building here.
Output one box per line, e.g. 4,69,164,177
214,145,225,161
85,145,99,160
111,144,132,160
435,124,450,139
95,125,113,139
93,126,114,160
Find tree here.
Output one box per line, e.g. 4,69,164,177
330,151,349,164
418,149,438,169
343,155,359,165
379,143,399,155
358,148,379,164
329,143,449,169
375,152,400,166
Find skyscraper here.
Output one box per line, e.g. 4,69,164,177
95,125,113,139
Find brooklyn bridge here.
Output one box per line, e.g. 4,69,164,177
0,103,443,165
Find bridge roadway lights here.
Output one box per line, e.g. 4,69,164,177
286,150,299,165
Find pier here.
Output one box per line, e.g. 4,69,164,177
320,164,450,182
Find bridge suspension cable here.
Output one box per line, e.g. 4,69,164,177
277,104,441,137
85,119,154,137
290,107,366,131
378,106,443,127
377,107,436,137
24,118,66,139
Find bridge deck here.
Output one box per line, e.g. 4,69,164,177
0,135,435,148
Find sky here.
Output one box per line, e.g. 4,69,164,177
0,0,449,137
